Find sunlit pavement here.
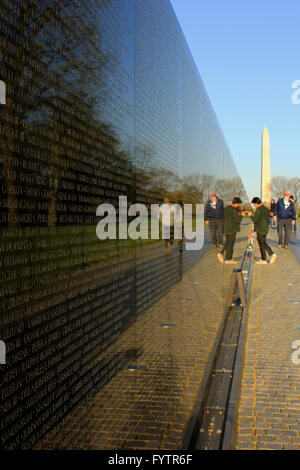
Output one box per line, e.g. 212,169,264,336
235,227,300,450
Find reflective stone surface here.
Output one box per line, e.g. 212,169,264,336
0,0,247,449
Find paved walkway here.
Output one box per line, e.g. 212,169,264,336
36,226,250,450
235,228,300,450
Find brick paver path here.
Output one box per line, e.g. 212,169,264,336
236,229,300,450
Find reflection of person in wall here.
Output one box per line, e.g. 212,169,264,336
217,197,247,264
159,197,175,253
204,192,224,248
176,199,184,252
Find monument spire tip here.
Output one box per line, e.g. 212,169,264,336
263,126,269,135
261,125,271,203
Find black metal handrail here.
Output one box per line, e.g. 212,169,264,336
184,232,257,450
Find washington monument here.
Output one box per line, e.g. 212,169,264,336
261,126,271,205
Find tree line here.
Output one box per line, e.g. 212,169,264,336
136,166,247,206
272,177,300,201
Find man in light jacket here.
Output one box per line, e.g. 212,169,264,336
204,192,224,248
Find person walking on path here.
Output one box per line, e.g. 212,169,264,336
290,196,297,232
249,197,277,265
204,192,224,248
270,199,277,228
274,190,296,248
217,197,247,264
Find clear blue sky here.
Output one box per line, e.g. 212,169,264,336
170,0,300,198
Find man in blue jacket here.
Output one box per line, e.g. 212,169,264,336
204,192,224,247
274,190,296,248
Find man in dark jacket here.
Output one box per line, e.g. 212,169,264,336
204,192,224,248
217,197,246,264
249,197,277,265
274,191,296,248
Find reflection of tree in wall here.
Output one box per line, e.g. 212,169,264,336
136,167,215,205
129,144,155,205
199,174,216,202
0,0,128,227
123,149,248,207
181,174,204,205
216,176,247,205
147,166,182,203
